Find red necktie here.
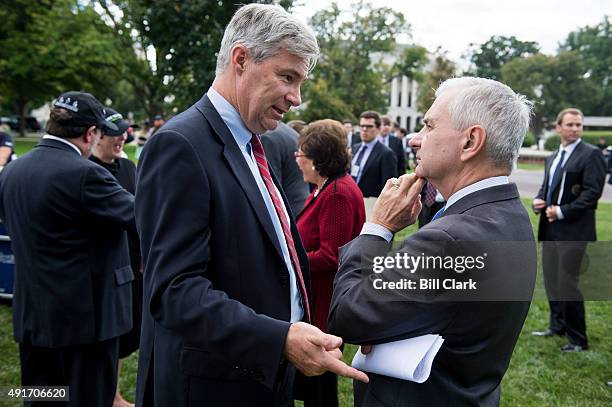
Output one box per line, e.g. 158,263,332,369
250,134,311,322
424,182,437,207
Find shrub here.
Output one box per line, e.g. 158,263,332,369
522,132,535,147
544,134,560,151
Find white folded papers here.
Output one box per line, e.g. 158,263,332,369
351,334,444,383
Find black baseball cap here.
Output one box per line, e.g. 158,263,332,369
103,107,131,136
53,91,118,132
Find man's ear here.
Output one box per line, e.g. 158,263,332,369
461,125,486,162
84,126,97,144
230,45,249,73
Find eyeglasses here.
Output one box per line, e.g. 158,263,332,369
360,124,375,129
294,152,307,158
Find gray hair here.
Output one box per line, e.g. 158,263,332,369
436,77,533,170
215,4,319,76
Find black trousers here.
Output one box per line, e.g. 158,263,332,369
19,336,120,407
293,370,338,407
542,241,588,347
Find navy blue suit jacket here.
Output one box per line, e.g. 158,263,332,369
135,95,310,406
0,138,135,347
536,141,606,241
351,141,397,197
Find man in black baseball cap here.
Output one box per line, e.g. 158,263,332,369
53,91,119,133
0,91,136,407
42,91,119,157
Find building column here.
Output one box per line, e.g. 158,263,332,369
390,77,399,108
400,75,409,108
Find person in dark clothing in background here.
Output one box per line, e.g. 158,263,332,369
90,107,141,407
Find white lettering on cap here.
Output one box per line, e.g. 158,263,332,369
54,96,79,112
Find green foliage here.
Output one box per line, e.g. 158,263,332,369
502,51,599,136
391,45,428,81
544,134,560,151
95,0,263,120
465,35,540,81
522,132,535,147
0,0,124,134
545,131,612,151
416,48,456,113
560,16,612,116
299,1,409,121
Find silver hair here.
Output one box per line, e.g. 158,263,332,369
215,4,319,76
436,77,533,170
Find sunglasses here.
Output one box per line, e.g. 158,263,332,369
360,124,375,129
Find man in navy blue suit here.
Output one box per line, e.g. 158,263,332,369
0,91,135,407
134,4,366,407
532,108,606,351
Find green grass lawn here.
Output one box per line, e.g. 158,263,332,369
1,141,611,405
12,139,138,164
517,161,545,171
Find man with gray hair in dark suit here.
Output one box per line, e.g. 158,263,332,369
329,77,536,406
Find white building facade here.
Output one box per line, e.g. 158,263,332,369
387,75,421,132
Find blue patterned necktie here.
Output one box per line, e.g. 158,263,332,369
546,149,566,205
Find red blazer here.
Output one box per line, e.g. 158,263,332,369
296,174,366,331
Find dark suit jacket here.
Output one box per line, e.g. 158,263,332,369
352,142,397,197
536,141,606,242
350,132,361,147
0,138,135,348
382,134,406,176
135,95,310,406
296,174,365,332
328,183,536,406
261,122,309,214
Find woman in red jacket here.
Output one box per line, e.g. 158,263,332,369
294,119,366,407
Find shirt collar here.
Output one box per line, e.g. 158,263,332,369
362,139,378,148
42,134,82,156
207,87,253,149
559,138,581,155
444,176,510,211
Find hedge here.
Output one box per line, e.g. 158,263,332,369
544,131,612,151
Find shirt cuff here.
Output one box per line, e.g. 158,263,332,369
360,222,393,242
556,206,565,220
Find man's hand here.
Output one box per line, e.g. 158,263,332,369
532,198,546,214
545,205,559,222
371,174,426,232
284,322,369,383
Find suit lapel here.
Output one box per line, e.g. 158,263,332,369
196,95,285,259
548,142,583,199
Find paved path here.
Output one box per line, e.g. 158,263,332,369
510,169,612,203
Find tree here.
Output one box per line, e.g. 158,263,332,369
560,16,612,116
416,48,456,113
502,51,599,137
465,35,540,81
95,0,291,120
0,0,124,135
391,45,428,82
299,1,409,121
